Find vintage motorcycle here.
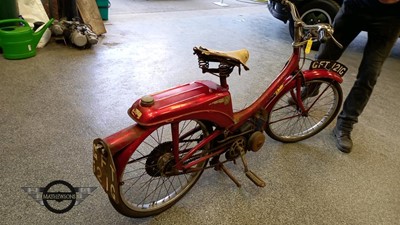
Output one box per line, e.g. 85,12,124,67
93,0,347,218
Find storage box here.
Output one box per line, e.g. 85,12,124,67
98,7,109,20
96,0,110,20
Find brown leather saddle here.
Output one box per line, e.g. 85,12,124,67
193,46,250,72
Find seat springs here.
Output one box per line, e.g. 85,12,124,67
197,57,234,77
198,58,209,72
219,63,234,77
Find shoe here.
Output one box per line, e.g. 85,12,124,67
333,126,353,153
288,83,320,105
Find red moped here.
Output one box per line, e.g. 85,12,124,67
93,0,347,218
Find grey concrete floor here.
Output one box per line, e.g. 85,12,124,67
1,0,400,224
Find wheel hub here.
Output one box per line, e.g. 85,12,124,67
145,142,173,177
157,152,175,176
302,10,330,25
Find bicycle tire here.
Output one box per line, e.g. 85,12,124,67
265,79,342,143
110,119,211,217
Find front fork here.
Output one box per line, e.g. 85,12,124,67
290,75,332,115
291,75,308,113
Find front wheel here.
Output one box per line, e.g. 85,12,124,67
110,120,211,217
265,79,342,143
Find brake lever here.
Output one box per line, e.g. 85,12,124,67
329,32,343,49
318,25,343,49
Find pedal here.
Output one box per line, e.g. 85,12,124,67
238,146,266,187
245,170,266,187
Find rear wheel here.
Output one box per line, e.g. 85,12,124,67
265,79,342,142
110,120,211,217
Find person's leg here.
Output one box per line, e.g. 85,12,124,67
295,4,362,103
335,16,400,153
317,3,363,61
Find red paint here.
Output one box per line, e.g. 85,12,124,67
96,46,344,188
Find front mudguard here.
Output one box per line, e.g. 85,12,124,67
303,69,343,83
278,68,343,97
265,68,343,111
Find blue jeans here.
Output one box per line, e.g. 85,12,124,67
317,1,400,131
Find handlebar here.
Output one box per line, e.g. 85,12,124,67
273,0,343,49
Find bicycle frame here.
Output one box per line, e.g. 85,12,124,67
93,45,344,203
93,0,347,217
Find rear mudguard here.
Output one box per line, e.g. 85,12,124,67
104,124,156,177
128,80,235,128
93,124,155,204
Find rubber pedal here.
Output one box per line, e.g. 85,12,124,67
245,170,266,187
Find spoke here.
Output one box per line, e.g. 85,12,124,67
151,177,163,206
142,140,156,149
139,177,155,206
267,80,340,141
180,120,190,136
158,177,170,204
127,154,148,165
124,166,148,175
123,169,150,195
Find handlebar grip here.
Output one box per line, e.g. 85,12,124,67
318,29,329,43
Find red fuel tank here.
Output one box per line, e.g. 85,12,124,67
128,80,235,127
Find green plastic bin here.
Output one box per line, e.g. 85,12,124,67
96,0,110,20
0,0,19,53
0,0,19,20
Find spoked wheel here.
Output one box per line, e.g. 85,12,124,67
111,120,211,217
265,79,342,143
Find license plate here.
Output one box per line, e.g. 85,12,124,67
93,139,119,203
309,60,348,76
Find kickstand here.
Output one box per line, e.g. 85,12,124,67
238,147,266,187
215,163,241,187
